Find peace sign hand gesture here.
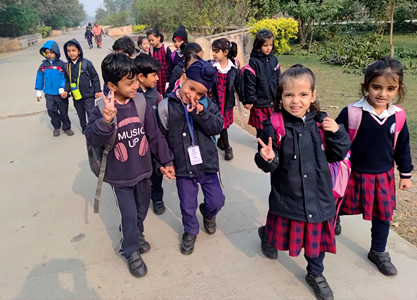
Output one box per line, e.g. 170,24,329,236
102,91,117,123
258,137,275,161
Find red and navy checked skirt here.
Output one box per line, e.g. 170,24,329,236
217,72,233,129
153,45,168,95
341,169,396,221
248,107,273,129
265,211,336,258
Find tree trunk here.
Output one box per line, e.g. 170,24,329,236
308,25,315,59
389,1,395,58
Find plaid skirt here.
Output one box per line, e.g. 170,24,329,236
341,169,396,221
248,107,273,129
265,211,336,258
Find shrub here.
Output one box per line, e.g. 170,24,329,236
248,18,299,54
36,26,52,38
133,24,147,32
0,4,38,37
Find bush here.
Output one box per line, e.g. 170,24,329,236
133,24,147,32
106,11,130,28
0,4,38,37
36,26,52,38
394,46,417,59
248,18,299,54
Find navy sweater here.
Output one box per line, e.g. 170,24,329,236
336,107,413,176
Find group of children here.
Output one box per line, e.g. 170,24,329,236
35,25,413,300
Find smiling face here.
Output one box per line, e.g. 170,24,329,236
45,49,56,60
365,75,400,113
66,45,80,61
147,34,161,48
139,72,159,89
108,75,139,100
260,38,273,56
179,78,207,104
281,76,316,118
140,38,150,52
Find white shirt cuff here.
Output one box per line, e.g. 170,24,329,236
36,90,43,97
58,88,65,94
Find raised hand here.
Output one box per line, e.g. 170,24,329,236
258,137,275,161
160,165,176,179
102,91,117,123
187,98,203,115
321,117,339,133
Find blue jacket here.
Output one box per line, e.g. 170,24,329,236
35,41,66,95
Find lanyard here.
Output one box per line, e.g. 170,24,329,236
69,62,81,87
183,104,196,145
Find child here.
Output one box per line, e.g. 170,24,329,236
167,25,188,81
63,38,102,134
134,54,166,215
113,36,136,58
85,53,175,277
137,36,150,55
335,57,413,276
35,41,73,137
147,28,171,95
166,42,203,95
244,29,280,137
158,60,225,255
211,38,244,160
255,65,350,300
85,26,93,49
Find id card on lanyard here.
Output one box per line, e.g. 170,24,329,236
184,104,203,165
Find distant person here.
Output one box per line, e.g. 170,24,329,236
35,41,74,137
92,22,105,48
85,26,93,49
63,38,102,133
137,36,150,56
87,22,93,30
112,36,136,58
335,57,413,276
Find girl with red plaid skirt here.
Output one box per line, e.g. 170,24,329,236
335,57,413,277
210,38,244,160
147,28,172,95
255,65,350,300
243,29,280,137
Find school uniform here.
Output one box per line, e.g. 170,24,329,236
167,50,183,82
166,61,184,95
151,45,170,95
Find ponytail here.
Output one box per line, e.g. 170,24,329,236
212,38,237,59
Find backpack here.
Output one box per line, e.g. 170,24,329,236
241,62,280,76
66,59,89,78
88,93,147,213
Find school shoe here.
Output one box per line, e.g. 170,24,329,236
217,139,227,151
305,273,334,300
139,234,150,254
126,250,147,277
224,147,234,160
53,129,60,137
335,216,341,236
64,129,74,136
180,233,197,255
367,249,398,276
199,203,216,234
153,201,166,215
81,126,86,134
258,226,278,259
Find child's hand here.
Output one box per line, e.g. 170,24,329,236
36,97,41,102
95,92,101,99
399,178,412,191
244,104,253,110
258,137,275,161
187,99,204,115
321,117,340,132
102,91,117,123
160,165,176,179
60,92,68,98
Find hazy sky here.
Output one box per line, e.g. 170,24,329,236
80,0,104,17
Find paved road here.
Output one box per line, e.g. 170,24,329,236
1,29,417,300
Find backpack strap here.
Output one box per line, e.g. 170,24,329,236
81,58,90,77
347,102,363,142
157,97,169,133
132,92,147,124
242,64,256,76
270,112,286,148
393,105,406,149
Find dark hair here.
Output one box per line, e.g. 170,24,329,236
184,53,201,70
86,26,90,30
253,29,274,52
134,54,161,77
65,42,78,49
146,28,164,43
361,56,405,103
101,53,137,86
137,36,148,48
112,37,136,57
182,42,203,57
274,64,320,113
212,38,237,59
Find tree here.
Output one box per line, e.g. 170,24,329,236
104,0,134,13
0,4,38,36
247,0,280,20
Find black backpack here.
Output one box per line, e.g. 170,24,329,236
87,93,147,213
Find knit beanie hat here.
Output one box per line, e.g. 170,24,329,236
172,25,188,43
185,60,216,90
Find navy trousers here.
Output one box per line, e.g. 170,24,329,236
176,173,225,235
73,97,95,128
305,252,325,275
45,94,71,131
112,178,151,257
371,216,390,252
150,160,164,203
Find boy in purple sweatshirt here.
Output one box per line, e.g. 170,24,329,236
85,53,175,278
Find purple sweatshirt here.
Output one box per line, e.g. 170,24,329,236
85,100,173,187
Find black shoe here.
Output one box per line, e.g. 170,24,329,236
305,273,334,300
258,226,277,259
335,216,341,236
224,147,234,160
368,250,398,276
126,251,147,277
82,126,86,134
153,201,166,215
217,138,226,151
139,234,150,254
199,203,216,234
53,129,60,137
180,233,197,255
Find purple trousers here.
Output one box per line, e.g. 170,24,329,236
176,173,225,235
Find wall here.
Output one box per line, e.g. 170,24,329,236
106,25,133,37
0,38,22,53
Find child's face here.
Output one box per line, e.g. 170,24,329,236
140,38,150,52
366,75,400,112
110,75,139,100
45,49,56,60
147,34,160,47
173,38,183,50
67,45,80,61
281,76,316,118
179,78,207,104
139,72,159,89
261,38,273,56
212,48,227,62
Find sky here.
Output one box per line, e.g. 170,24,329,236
80,0,104,17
